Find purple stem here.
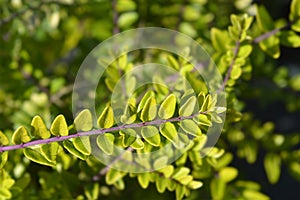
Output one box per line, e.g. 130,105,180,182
0,112,207,152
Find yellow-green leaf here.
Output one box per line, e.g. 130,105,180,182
141,126,161,147
160,122,179,145
180,119,202,137
172,167,190,180
230,65,242,80
73,136,91,155
219,167,238,182
0,131,9,146
290,0,300,32
158,94,177,119
74,109,93,131
153,156,168,169
130,137,144,150
258,35,280,59
137,173,151,189
158,165,174,178
63,140,87,160
106,168,126,185
120,129,137,147
12,126,31,144
97,105,114,128
0,152,8,169
188,180,203,189
155,177,168,193
167,55,180,70
96,133,115,155
31,116,50,139
137,91,155,112
264,153,281,184
50,115,68,136
179,96,197,116
41,143,59,163
24,148,55,167
140,96,157,122
256,5,274,31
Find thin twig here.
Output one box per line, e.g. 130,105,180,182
111,0,119,34
0,111,208,152
220,40,240,90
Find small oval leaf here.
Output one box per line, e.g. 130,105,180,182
31,116,50,139
50,115,68,136
97,105,114,128
96,133,115,155
74,109,93,131
24,148,55,167
12,126,31,144
158,94,177,119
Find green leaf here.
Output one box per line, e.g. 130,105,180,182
0,152,8,169
256,5,274,31
172,167,190,180
137,173,151,189
97,105,114,128
50,114,68,136
175,185,185,200
74,109,93,131
160,122,179,145
258,35,280,59
219,167,238,182
73,136,91,155
188,180,203,189
243,190,270,200
121,100,137,124
137,91,155,112
237,44,253,59
197,91,205,108
158,94,177,119
156,177,168,193
31,116,50,139
96,133,115,155
63,140,87,160
290,0,300,32
24,148,55,167
118,53,127,70
264,153,281,184
118,12,138,28
130,137,144,150
0,187,12,199
153,156,168,169
153,76,169,95
180,120,201,137
140,96,157,122
167,55,180,70
0,131,9,146
179,96,197,116
120,129,137,147
106,168,126,185
194,114,212,126
210,178,226,200
12,126,31,144
280,30,300,48
141,126,161,147
211,28,230,52
230,65,242,80
158,165,174,178
41,142,59,163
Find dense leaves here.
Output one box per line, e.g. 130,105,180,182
0,0,300,199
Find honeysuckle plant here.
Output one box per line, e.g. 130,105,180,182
0,0,300,199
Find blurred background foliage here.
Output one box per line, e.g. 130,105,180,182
0,0,300,199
